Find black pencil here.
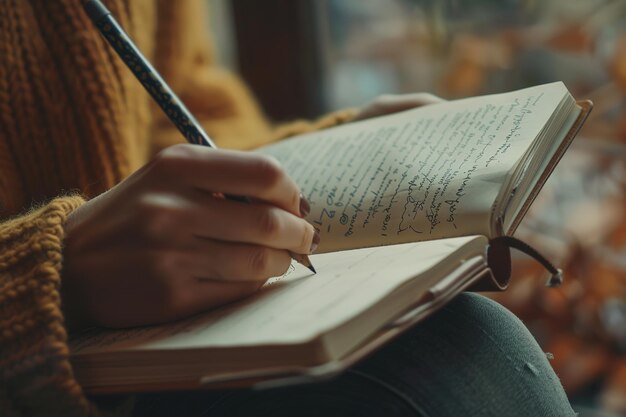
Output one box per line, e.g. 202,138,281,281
83,0,316,274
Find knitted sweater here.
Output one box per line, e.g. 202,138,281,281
0,1,355,415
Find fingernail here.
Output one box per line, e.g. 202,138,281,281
300,193,311,217
310,229,321,254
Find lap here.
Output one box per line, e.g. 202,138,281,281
99,293,575,417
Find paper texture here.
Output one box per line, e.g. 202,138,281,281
260,82,569,252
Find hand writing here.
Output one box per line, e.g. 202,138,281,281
61,145,317,328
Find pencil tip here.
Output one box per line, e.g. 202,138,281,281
290,252,316,274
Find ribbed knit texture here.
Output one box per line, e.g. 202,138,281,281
0,196,93,417
0,1,355,416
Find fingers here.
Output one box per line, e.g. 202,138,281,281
151,145,305,217
75,243,290,326
178,240,293,283
377,92,445,109
127,190,316,254
157,242,293,320
182,192,317,254
355,93,446,121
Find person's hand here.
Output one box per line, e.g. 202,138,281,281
61,145,317,329
353,93,445,121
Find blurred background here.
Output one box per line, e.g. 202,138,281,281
208,0,626,415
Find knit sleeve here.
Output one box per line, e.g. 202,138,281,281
0,196,96,417
150,0,358,154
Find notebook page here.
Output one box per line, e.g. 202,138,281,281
70,236,482,355
259,82,568,252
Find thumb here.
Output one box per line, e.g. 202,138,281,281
354,93,446,121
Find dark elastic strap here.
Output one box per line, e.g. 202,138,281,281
491,236,564,288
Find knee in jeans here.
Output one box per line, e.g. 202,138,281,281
433,292,546,361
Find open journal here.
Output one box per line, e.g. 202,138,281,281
69,82,592,393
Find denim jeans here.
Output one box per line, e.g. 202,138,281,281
103,293,575,416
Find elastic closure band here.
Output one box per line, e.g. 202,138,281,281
491,236,564,288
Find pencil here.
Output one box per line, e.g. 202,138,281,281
83,0,316,274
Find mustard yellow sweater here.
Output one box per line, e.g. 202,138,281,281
0,1,355,415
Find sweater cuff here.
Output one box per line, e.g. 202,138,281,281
0,196,94,416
